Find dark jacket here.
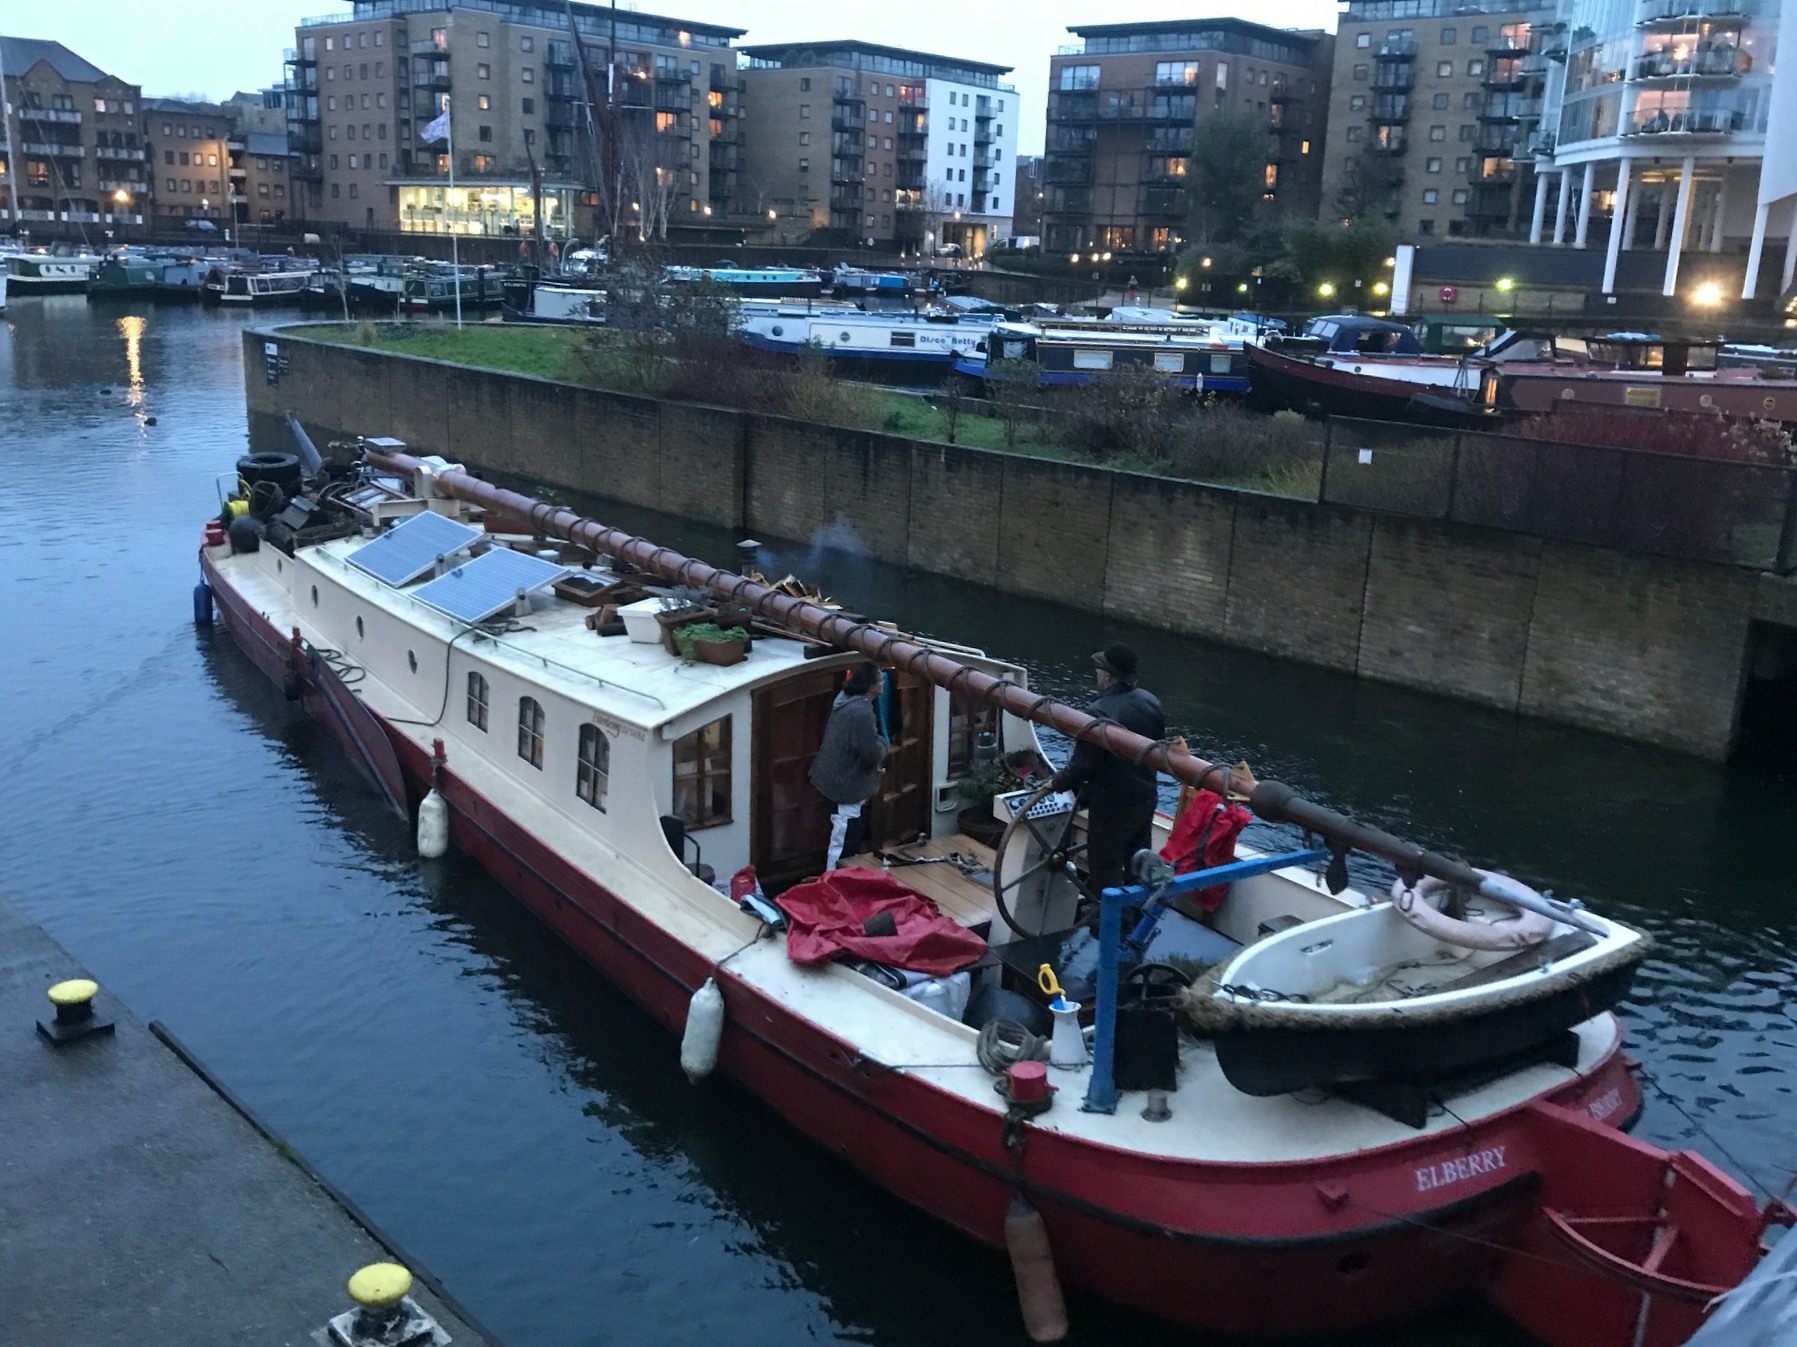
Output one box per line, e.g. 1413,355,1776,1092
1051,681,1165,811
809,691,887,805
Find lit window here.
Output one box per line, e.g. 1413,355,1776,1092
478,95,491,110
576,724,609,811
518,696,544,768
671,717,731,830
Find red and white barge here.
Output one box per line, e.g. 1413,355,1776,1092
196,441,1789,1346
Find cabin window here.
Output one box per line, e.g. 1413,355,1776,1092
310,585,319,607
1154,352,1185,373
467,672,489,730
576,724,610,811
671,716,731,830
356,615,365,639
947,687,1000,780
1073,349,1113,371
889,331,916,348
518,696,545,769
407,650,418,673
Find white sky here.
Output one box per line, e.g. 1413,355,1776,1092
13,0,1343,155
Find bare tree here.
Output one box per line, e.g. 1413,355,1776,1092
617,115,684,243
920,177,954,255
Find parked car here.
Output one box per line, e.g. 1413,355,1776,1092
185,219,219,233
933,242,962,258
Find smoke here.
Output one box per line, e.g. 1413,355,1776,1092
752,513,870,580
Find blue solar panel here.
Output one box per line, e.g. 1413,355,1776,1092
411,548,570,625
347,511,484,586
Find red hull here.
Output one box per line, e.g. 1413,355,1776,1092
202,546,1763,1345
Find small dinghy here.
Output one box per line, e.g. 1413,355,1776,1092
1183,868,1652,1112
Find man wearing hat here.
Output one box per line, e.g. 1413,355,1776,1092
1051,642,1166,896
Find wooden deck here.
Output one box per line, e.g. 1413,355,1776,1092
844,834,999,932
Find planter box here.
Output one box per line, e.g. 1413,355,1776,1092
693,638,748,667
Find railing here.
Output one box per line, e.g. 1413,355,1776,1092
831,114,865,133
1372,65,1415,91
1632,49,1744,78
1638,0,1749,22
20,141,82,157
1622,107,1744,134
1319,417,1797,571
1377,38,1416,56
1045,156,1093,184
19,107,81,124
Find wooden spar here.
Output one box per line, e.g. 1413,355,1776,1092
364,448,1590,913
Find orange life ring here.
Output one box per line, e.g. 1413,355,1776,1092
1390,871,1554,951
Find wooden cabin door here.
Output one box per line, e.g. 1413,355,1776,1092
751,668,840,889
864,669,933,850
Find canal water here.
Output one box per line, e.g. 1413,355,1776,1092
1,299,1791,1347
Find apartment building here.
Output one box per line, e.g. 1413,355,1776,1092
1527,0,1791,300
1320,0,1548,241
285,0,742,238
0,36,144,234
143,99,235,228
223,89,297,229
739,41,1019,256
1040,19,1333,259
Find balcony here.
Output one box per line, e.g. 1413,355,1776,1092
546,98,575,129
974,102,993,120
1470,160,1518,184
1484,64,1529,91
289,127,323,155
1370,136,1408,154
1631,49,1744,80
1269,83,1301,104
1637,0,1748,27
1474,131,1517,155
831,113,865,133
1467,181,1515,219
830,159,864,185
654,66,690,85
1377,38,1416,56
20,140,83,157
1047,91,1098,122
1372,62,1415,91
1141,187,1184,217
20,107,81,124
1479,96,1539,122
415,71,452,93
290,156,323,182
410,40,448,57
546,41,575,68
897,173,925,192
1371,96,1411,122
1145,129,1194,153
1621,106,1744,135
832,88,865,105
1486,34,1531,56
829,188,862,210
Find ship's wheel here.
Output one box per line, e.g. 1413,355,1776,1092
991,782,1094,939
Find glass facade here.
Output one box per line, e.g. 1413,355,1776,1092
395,181,572,235
1555,0,1775,148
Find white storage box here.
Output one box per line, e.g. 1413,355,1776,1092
619,597,665,644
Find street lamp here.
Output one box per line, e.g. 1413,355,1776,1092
1317,281,1336,298
1495,276,1515,293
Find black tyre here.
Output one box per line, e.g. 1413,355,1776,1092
236,451,303,496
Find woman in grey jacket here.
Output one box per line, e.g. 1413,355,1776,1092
809,663,888,870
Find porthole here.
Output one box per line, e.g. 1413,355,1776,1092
1560,388,1575,400
1700,394,1714,409
311,585,319,607
408,650,418,673
839,331,851,342
356,615,365,639
770,324,783,337
1766,396,1778,411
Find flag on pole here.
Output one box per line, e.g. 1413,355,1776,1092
422,107,451,144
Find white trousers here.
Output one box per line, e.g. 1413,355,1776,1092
826,802,863,871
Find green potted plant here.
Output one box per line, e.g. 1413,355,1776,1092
675,622,751,667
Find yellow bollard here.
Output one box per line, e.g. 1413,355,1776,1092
37,978,115,1047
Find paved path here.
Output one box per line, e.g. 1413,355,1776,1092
0,893,495,1347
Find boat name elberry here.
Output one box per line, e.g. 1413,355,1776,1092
1415,1146,1507,1193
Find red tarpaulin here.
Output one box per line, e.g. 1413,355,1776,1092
1160,790,1253,912
781,869,988,976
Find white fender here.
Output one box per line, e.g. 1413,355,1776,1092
680,977,724,1081
1391,871,1555,951
416,787,449,859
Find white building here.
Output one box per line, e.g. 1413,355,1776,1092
1527,0,1797,299
920,70,1019,255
